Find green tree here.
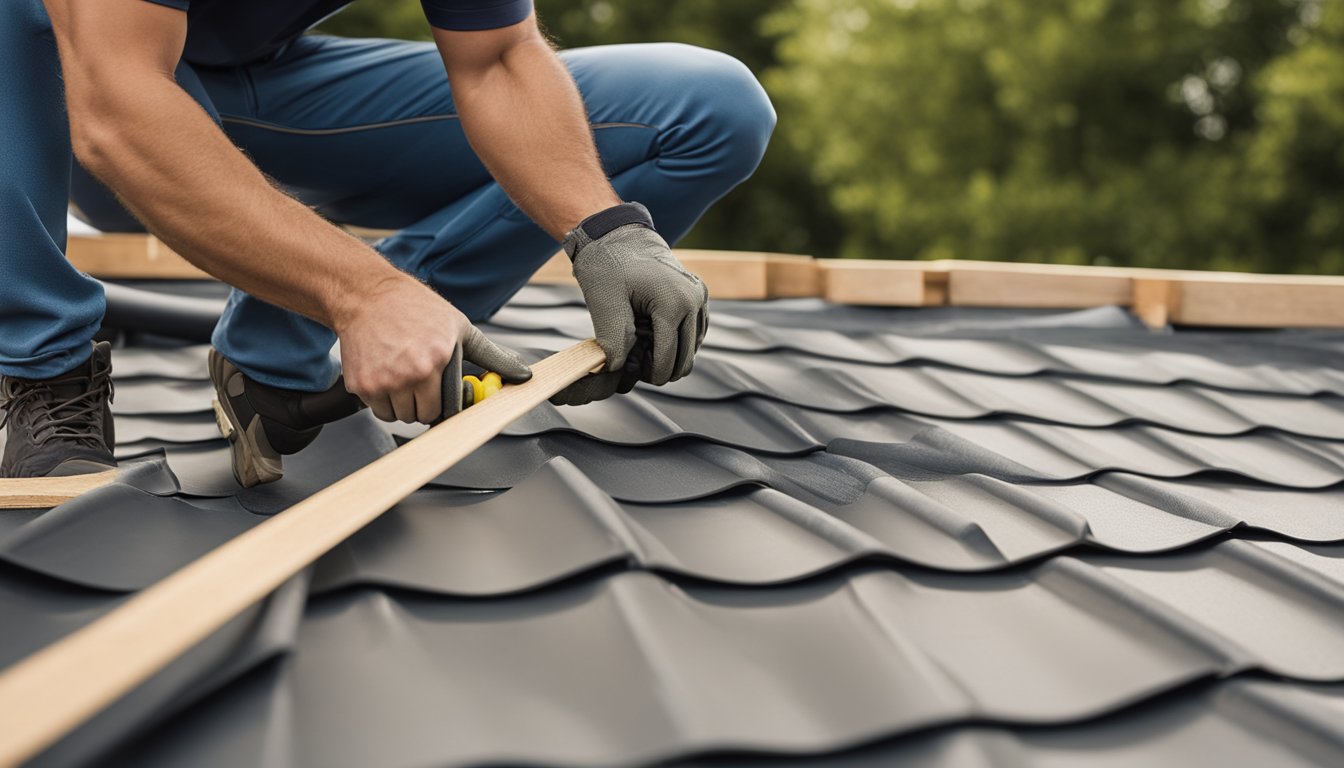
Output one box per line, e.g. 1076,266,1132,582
320,0,840,256
1242,0,1344,273
319,0,1343,271
766,0,1339,272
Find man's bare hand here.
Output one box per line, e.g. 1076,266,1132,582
334,276,531,424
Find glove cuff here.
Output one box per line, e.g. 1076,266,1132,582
563,202,656,262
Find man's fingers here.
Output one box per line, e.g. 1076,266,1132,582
674,312,698,381
591,299,637,373
390,389,418,424
463,327,533,384
696,304,709,347
550,370,622,407
363,394,396,423
648,313,682,386
414,371,444,424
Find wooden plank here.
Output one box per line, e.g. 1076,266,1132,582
675,251,769,300
0,471,118,510
530,251,577,285
765,254,820,298
58,232,1344,328
671,251,822,301
1131,278,1180,329
942,260,1134,309
66,234,207,280
0,340,606,768
527,250,819,301
820,260,939,306
1169,275,1344,328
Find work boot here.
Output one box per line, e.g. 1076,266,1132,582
209,349,360,488
0,342,117,478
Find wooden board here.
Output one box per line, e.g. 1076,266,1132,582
0,340,606,768
1164,273,1344,328
531,251,577,285
0,471,118,510
57,231,1344,328
939,260,1134,309
66,235,207,280
765,254,821,298
819,260,938,306
527,250,820,301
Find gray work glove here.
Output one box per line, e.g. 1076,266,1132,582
551,202,709,406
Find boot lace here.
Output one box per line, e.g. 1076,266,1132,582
0,366,115,449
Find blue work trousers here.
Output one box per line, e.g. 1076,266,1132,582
2,0,776,390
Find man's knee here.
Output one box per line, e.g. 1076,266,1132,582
663,44,777,179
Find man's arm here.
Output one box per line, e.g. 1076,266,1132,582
432,16,620,238
42,0,528,423
435,16,709,402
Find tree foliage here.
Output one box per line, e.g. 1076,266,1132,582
767,0,1341,271
319,0,1342,272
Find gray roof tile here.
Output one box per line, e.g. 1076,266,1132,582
6,288,1344,766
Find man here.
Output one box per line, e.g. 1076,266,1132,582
0,0,775,484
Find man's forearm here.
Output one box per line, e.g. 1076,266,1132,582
70,67,404,329
439,29,622,239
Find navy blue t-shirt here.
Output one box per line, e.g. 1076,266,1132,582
143,0,533,66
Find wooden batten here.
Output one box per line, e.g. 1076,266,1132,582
940,260,1134,309
820,260,939,306
765,254,821,298
531,251,578,285
0,471,118,510
528,249,821,301
66,235,207,280
1146,271,1344,329
0,341,607,767
674,251,770,300
1131,277,1181,329
58,231,1344,328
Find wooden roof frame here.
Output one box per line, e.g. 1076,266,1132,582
65,233,1344,329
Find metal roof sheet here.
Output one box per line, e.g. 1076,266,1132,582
4,284,1344,766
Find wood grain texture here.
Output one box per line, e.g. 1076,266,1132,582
676,251,770,300
820,260,935,306
1163,273,1344,328
66,235,207,280
530,251,578,285
526,250,820,301
765,255,820,298
1131,278,1180,329
941,260,1134,308
56,232,1344,327
0,471,118,510
0,340,606,768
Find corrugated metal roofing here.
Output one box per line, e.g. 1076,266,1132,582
4,284,1344,766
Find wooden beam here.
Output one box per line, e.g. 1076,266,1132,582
58,232,1344,328
527,250,820,301
66,235,207,280
940,260,1134,309
676,251,770,300
820,260,940,306
765,254,820,298
1131,277,1181,329
0,340,606,768
1156,271,1344,328
0,471,118,510
530,251,577,286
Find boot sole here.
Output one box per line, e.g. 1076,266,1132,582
208,350,284,488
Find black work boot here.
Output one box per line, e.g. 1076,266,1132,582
0,342,117,478
208,349,362,488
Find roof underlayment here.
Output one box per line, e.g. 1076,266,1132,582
5,283,1344,766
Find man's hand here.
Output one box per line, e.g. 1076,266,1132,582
335,277,531,424
552,204,709,407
